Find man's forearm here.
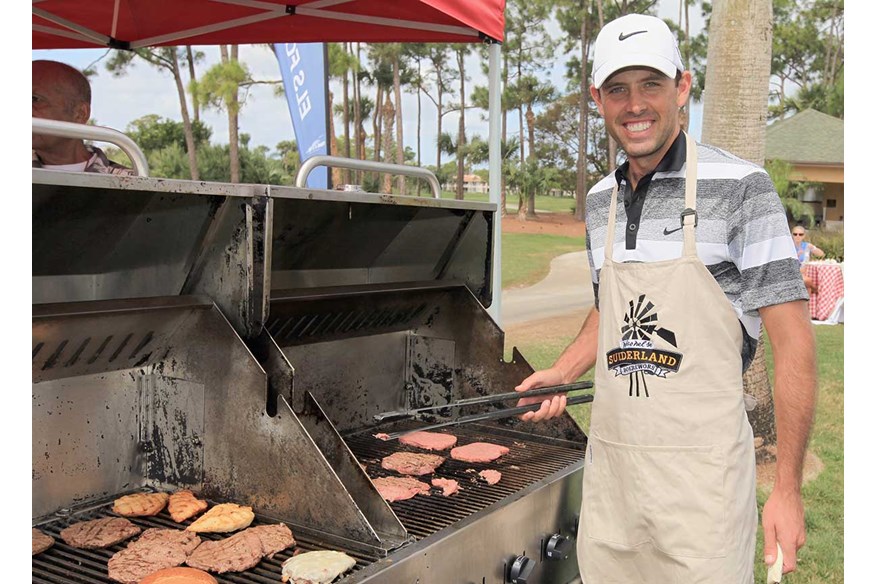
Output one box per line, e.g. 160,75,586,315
761,301,817,491
552,307,600,383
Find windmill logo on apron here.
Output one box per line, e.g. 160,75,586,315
606,294,684,397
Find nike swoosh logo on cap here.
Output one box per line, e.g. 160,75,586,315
618,30,647,41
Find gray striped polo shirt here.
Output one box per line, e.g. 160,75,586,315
585,135,808,371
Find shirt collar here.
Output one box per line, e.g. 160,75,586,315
614,130,687,189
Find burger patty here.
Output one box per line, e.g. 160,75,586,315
32,528,55,555
398,431,458,451
60,517,142,549
108,528,202,584
450,442,510,463
372,476,431,502
186,523,295,573
380,452,445,476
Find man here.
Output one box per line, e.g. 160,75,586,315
32,59,135,175
515,13,815,584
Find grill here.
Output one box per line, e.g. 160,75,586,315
33,498,379,584
33,171,589,584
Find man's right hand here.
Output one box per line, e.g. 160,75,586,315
515,368,568,422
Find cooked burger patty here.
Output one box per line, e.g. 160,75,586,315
60,517,142,549
246,524,296,558
108,542,189,584
32,528,55,555
380,452,445,476
129,528,202,555
450,442,510,463
187,529,264,574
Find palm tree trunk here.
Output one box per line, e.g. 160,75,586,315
171,49,199,180
185,46,200,122
382,96,394,193
701,0,775,462
393,52,405,194
221,45,240,183
455,48,466,201
342,45,351,185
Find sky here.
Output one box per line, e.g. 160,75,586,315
30,1,704,170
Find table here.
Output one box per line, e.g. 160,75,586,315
803,262,844,321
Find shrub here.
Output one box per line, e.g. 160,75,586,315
809,229,844,262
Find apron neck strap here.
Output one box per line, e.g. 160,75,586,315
604,131,699,263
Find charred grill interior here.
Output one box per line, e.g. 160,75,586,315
33,172,589,584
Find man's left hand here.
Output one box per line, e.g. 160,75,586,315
762,488,806,574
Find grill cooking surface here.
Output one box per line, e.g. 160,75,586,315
32,499,378,584
347,425,584,539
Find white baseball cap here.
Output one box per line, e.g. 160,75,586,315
592,14,685,89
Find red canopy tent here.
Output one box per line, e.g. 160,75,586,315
32,0,508,320
32,0,504,49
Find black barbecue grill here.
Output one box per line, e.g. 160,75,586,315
33,170,589,584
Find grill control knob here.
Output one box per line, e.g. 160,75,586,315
545,534,572,561
508,555,535,584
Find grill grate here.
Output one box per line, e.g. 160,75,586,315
346,425,584,539
32,500,379,584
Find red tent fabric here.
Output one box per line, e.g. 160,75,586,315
33,0,505,49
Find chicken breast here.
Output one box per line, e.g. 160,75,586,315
168,490,209,523
113,492,170,517
185,503,255,533
281,550,357,583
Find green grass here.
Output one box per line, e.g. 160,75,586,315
501,232,584,289
508,324,844,584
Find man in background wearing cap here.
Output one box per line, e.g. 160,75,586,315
515,13,814,584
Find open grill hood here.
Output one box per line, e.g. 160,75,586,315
33,171,587,583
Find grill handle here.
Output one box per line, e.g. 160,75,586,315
373,380,593,423
380,393,594,440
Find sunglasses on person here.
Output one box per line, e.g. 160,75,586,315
792,233,805,237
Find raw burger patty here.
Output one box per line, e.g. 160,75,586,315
373,477,431,502
60,517,142,549
431,478,460,496
32,528,55,555
380,452,445,475
450,442,510,463
479,470,502,485
398,431,458,451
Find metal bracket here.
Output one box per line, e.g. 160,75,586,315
680,207,698,228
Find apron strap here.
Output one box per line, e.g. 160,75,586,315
605,131,699,262
681,131,699,257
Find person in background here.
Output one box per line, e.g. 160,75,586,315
793,226,825,296
514,13,815,584
792,226,825,264
32,59,135,176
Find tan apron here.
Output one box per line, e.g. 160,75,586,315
577,132,757,584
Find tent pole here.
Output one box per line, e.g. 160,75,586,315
487,41,503,325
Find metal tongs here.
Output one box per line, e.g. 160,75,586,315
373,381,594,440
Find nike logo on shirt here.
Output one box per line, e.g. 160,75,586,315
663,225,683,235
618,30,647,41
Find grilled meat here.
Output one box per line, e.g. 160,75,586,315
60,517,142,549
113,492,170,517
32,528,54,555
450,442,510,463
398,431,458,451
108,542,189,584
186,503,254,533
479,470,502,485
130,528,202,555
168,490,209,523
431,478,460,496
372,476,431,502
186,529,264,573
246,524,296,558
380,452,445,476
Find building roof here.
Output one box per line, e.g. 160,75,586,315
765,109,843,165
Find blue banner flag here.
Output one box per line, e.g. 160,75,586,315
274,42,330,189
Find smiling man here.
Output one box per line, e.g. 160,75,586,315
515,13,816,584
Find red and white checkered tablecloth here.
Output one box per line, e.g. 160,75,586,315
803,263,844,321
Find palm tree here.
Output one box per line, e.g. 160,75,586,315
701,0,776,460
